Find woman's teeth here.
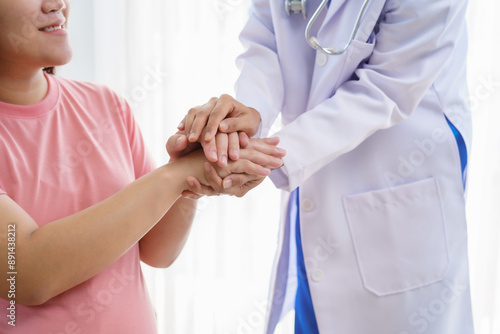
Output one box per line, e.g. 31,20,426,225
41,25,62,32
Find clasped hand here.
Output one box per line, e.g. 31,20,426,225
166,94,285,198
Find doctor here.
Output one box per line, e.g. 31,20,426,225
171,0,475,332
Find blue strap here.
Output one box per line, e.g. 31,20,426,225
292,188,320,334
446,118,467,188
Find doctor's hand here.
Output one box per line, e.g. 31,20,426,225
178,95,261,163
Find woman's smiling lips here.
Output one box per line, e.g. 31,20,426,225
39,19,67,34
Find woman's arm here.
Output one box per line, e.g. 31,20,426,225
0,150,207,306
138,197,197,268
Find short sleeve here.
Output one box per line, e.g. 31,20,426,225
114,94,156,179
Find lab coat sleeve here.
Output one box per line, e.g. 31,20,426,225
272,0,468,191
235,0,285,138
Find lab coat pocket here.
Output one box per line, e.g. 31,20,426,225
346,39,375,64
335,39,375,86
342,177,450,296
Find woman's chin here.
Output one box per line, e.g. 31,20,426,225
44,52,74,69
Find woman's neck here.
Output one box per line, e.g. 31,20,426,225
0,68,48,106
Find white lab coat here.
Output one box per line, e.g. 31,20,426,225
235,0,474,333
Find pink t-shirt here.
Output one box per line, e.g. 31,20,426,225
0,73,158,333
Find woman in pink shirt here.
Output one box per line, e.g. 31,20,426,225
0,0,284,333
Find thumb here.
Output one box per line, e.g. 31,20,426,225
219,106,260,137
219,117,255,136
166,134,188,159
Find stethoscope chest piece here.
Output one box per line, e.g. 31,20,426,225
285,0,307,19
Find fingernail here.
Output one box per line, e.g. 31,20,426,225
177,121,184,129
204,131,213,141
220,155,227,166
188,133,197,142
175,136,183,147
223,179,232,189
229,149,239,160
278,148,286,155
205,163,211,173
188,179,195,187
209,150,218,162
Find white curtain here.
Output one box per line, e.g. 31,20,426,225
61,0,499,333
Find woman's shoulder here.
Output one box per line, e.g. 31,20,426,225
53,75,119,100
50,75,132,122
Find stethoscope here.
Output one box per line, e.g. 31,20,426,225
285,0,371,55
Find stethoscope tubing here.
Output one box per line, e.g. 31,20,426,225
301,0,371,55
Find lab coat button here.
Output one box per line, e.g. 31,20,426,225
316,53,328,67
301,199,314,211
311,269,324,282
